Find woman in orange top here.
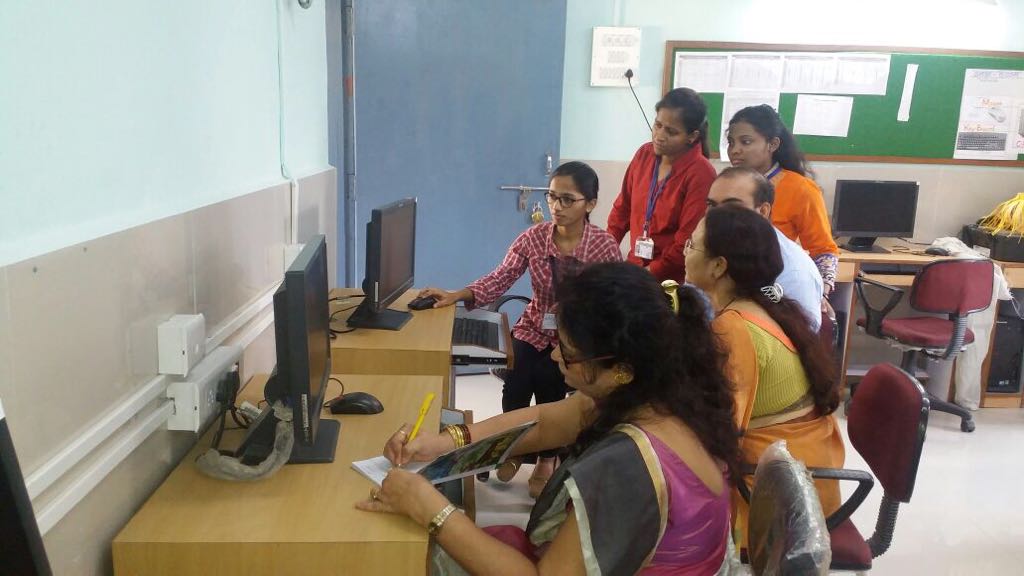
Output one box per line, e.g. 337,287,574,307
726,105,839,293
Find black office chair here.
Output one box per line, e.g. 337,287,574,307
486,294,531,382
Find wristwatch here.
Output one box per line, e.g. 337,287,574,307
427,503,458,536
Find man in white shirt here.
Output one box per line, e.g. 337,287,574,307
705,167,824,330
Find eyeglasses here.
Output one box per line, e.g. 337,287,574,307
684,238,705,254
545,192,587,209
557,333,614,367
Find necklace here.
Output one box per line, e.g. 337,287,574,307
716,296,739,316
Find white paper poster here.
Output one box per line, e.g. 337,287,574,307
729,54,784,90
719,91,781,160
793,95,854,138
833,54,891,95
674,52,730,92
897,64,919,122
953,69,1024,160
782,53,838,94
590,27,642,87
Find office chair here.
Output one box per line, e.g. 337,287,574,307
485,294,531,383
747,442,832,575
854,258,993,432
739,363,929,572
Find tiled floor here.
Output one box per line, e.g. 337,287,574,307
454,372,1024,575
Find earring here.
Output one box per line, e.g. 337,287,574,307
614,369,633,385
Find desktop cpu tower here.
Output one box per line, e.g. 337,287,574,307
986,293,1024,395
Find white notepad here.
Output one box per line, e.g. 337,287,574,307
351,421,536,486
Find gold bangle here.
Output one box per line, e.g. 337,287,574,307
427,503,458,535
444,425,464,448
458,424,472,445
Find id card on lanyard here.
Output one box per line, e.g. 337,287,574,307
543,255,580,330
635,157,670,260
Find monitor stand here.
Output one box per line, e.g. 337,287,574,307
346,300,411,330
841,236,889,253
236,407,340,465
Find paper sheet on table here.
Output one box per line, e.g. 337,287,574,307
729,53,784,90
793,95,853,137
719,91,781,159
897,64,919,122
953,69,1024,160
674,52,730,92
590,27,641,87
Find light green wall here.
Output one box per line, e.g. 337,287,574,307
561,0,1024,161
0,0,328,266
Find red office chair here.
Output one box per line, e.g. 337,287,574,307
854,259,993,432
738,363,929,572
820,363,930,571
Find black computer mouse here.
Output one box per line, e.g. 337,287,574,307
327,391,384,415
408,295,439,310
925,246,951,256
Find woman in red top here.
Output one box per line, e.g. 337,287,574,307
726,105,840,293
607,87,717,283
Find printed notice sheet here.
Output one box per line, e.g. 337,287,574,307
793,95,854,138
353,421,536,486
590,27,642,87
953,69,1024,160
674,52,730,92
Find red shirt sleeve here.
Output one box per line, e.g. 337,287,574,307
606,146,645,244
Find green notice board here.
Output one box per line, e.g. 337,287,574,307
663,42,1024,165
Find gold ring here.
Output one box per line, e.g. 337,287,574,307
370,488,381,501
397,429,408,436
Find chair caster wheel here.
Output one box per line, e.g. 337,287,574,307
961,420,975,433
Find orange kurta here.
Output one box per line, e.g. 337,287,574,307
770,169,839,288
713,309,845,549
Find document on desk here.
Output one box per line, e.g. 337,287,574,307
352,421,536,486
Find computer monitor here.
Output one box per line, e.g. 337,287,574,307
832,180,919,253
238,234,339,464
348,198,417,331
1,400,53,576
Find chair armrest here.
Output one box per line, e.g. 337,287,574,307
737,463,874,532
854,275,905,338
486,294,531,312
808,467,875,531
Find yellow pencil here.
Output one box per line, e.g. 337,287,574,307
407,393,436,442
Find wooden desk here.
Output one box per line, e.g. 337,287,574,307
329,288,456,405
113,374,443,576
836,248,1024,408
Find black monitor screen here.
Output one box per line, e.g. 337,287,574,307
372,198,416,311
832,180,919,238
280,235,331,446
1,401,53,575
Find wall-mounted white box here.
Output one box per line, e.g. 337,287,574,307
157,314,205,377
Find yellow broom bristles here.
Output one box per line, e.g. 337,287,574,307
979,192,1024,236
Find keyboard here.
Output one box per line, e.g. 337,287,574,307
859,263,920,275
453,317,501,350
956,131,1007,152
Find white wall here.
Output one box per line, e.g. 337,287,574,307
0,0,329,267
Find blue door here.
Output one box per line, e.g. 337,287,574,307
351,0,566,295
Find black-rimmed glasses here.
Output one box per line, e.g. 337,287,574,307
545,192,586,209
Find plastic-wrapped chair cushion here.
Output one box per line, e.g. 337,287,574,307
747,441,831,576
847,363,925,502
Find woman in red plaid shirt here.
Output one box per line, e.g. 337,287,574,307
418,161,622,496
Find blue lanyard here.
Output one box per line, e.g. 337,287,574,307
765,163,782,180
644,157,671,235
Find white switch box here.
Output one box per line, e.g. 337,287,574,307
158,314,206,377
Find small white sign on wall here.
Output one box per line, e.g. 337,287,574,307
590,27,641,87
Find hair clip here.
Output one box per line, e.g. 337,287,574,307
760,283,784,303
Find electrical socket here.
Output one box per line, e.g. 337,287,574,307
166,345,242,432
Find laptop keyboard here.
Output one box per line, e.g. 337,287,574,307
453,317,501,349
